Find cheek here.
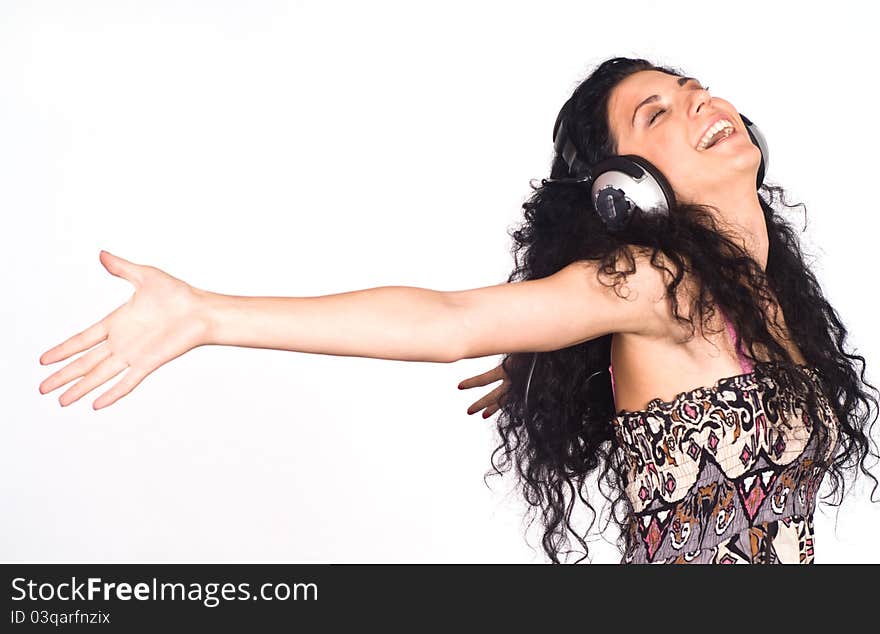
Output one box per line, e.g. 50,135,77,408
715,98,738,117
643,138,700,190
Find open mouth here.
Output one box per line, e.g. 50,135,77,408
696,119,736,151
703,129,736,150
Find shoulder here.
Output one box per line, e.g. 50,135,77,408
549,247,673,338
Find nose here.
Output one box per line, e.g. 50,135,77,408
689,87,712,117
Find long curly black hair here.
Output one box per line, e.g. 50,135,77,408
485,56,880,564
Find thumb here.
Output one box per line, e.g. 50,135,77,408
99,250,143,285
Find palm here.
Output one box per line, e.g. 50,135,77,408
38,251,207,410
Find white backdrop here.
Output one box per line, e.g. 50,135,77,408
3,0,878,563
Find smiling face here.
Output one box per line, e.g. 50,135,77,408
606,70,762,205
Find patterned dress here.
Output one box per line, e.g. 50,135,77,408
608,317,840,564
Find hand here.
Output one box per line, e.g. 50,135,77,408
38,250,210,410
457,361,510,420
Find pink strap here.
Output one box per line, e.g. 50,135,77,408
609,363,616,404
722,312,754,374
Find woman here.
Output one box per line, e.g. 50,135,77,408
38,57,879,564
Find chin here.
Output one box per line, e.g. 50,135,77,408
721,143,762,177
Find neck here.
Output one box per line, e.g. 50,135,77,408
707,188,769,271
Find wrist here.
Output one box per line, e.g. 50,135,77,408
190,287,224,347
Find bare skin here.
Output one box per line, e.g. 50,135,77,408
38,252,212,409
38,250,667,410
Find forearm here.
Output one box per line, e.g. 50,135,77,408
195,286,461,363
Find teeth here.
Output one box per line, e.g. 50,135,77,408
697,119,735,150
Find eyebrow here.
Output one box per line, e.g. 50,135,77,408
631,76,699,127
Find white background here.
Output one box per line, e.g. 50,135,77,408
3,0,878,563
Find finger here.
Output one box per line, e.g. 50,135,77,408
93,366,150,410
39,345,112,394
483,388,514,418
99,250,144,286
39,320,108,366
458,364,505,390
58,356,128,407
466,383,505,415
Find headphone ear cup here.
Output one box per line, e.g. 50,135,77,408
589,155,675,231
739,113,769,188
623,154,677,211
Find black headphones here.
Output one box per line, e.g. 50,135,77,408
522,108,771,411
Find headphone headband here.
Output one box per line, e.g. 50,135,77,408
551,116,593,183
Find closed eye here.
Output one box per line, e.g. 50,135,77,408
648,84,710,126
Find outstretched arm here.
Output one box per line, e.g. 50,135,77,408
38,251,463,409
202,255,663,361
38,250,665,410
201,286,461,363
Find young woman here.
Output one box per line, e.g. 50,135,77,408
38,57,879,564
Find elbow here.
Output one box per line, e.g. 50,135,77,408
430,329,465,364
